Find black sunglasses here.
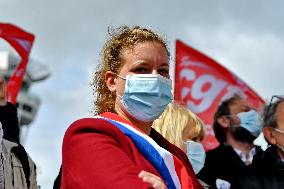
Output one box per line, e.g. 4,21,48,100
264,95,284,120
268,95,284,106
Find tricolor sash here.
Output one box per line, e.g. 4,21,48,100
97,115,194,189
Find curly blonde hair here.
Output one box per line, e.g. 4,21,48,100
152,103,205,149
92,26,169,115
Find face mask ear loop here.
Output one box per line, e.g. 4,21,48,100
116,74,126,80
114,74,126,99
273,128,284,153
223,115,236,129
116,91,123,99
274,128,284,134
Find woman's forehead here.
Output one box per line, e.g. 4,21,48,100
120,42,168,61
122,41,167,50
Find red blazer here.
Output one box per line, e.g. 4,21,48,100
61,112,203,189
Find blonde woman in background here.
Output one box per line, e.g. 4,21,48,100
152,103,209,188
152,103,205,147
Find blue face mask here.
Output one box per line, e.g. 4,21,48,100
237,110,262,137
184,140,206,174
116,74,172,122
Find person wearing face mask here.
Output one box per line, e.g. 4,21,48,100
152,103,209,188
231,95,284,189
197,94,263,189
60,26,203,189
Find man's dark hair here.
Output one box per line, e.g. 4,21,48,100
213,94,242,143
263,96,284,128
0,102,20,143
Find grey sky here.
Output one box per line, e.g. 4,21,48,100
1,0,284,188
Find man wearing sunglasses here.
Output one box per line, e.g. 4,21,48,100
197,94,263,189
231,96,284,189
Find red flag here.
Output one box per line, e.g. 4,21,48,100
0,23,35,104
174,40,264,151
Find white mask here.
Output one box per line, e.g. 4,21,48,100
184,140,206,174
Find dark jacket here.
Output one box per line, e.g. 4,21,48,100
197,144,263,189
0,102,20,143
231,145,284,189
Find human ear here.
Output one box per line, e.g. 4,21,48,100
263,127,277,145
105,71,116,92
217,116,230,128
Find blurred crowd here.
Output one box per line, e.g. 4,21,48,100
1,26,283,189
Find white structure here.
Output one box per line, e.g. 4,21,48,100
0,50,50,126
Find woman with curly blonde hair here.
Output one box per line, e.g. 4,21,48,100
61,26,202,189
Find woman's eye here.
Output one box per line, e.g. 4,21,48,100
158,69,169,75
135,68,148,73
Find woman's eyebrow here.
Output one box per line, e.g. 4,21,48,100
131,61,149,67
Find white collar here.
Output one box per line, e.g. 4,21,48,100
233,147,256,165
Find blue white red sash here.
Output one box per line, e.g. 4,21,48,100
97,115,193,189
